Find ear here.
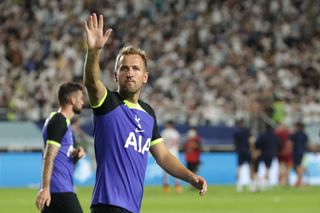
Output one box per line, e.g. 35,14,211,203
70,96,76,105
113,72,118,82
143,71,149,83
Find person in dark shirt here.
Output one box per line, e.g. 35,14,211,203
253,124,280,191
290,122,309,187
233,119,254,192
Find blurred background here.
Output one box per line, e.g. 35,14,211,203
0,0,320,189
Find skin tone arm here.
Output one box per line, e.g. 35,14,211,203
83,13,112,106
150,142,207,196
35,144,59,210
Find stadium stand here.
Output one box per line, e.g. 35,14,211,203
0,0,319,141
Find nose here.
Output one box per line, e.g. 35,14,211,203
126,67,134,77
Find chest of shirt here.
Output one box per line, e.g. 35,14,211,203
94,105,154,155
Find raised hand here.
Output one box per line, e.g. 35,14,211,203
84,13,112,50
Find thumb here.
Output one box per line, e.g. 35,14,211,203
104,28,112,37
103,29,112,42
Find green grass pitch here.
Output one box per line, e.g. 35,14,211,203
0,186,319,213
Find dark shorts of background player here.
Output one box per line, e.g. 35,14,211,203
253,155,273,172
42,192,83,213
293,153,304,168
187,162,200,173
91,204,132,213
237,152,252,166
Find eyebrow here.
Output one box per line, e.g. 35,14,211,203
132,65,140,70
119,64,141,70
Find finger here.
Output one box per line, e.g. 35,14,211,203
84,21,89,33
199,181,208,196
98,14,103,29
88,15,93,29
92,13,97,28
35,199,40,209
199,188,206,196
40,200,45,210
46,197,51,207
104,28,112,39
199,187,206,196
36,196,43,209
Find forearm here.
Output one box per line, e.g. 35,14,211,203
41,159,53,189
83,49,102,88
83,49,106,105
41,146,58,190
157,152,193,183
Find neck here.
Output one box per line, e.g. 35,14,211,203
58,106,74,119
118,89,141,104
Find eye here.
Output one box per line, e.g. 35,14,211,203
119,66,129,72
132,66,140,71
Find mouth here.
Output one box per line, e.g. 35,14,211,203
125,80,135,84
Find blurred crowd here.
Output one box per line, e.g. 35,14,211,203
1,0,320,128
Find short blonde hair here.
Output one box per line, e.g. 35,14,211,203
114,46,148,71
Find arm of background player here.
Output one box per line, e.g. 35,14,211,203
35,144,59,210
83,13,112,106
150,142,207,196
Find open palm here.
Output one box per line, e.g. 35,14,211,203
84,13,112,50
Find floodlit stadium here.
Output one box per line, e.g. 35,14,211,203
0,0,320,212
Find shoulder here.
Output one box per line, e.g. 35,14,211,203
138,100,156,116
93,90,123,115
47,112,68,128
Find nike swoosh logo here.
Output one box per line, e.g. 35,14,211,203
135,128,144,133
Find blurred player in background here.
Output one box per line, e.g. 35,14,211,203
252,124,280,191
83,13,207,213
290,122,309,187
184,127,202,175
233,119,254,192
35,82,85,213
161,121,182,193
275,123,292,186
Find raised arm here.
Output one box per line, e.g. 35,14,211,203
150,142,207,196
83,13,112,106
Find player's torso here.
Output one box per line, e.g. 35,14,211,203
42,113,75,192
91,92,157,212
94,104,154,162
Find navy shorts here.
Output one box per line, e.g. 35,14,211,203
254,156,273,172
237,152,252,166
293,153,304,167
91,204,132,213
42,192,83,213
187,162,200,173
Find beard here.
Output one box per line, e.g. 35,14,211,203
72,106,82,114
